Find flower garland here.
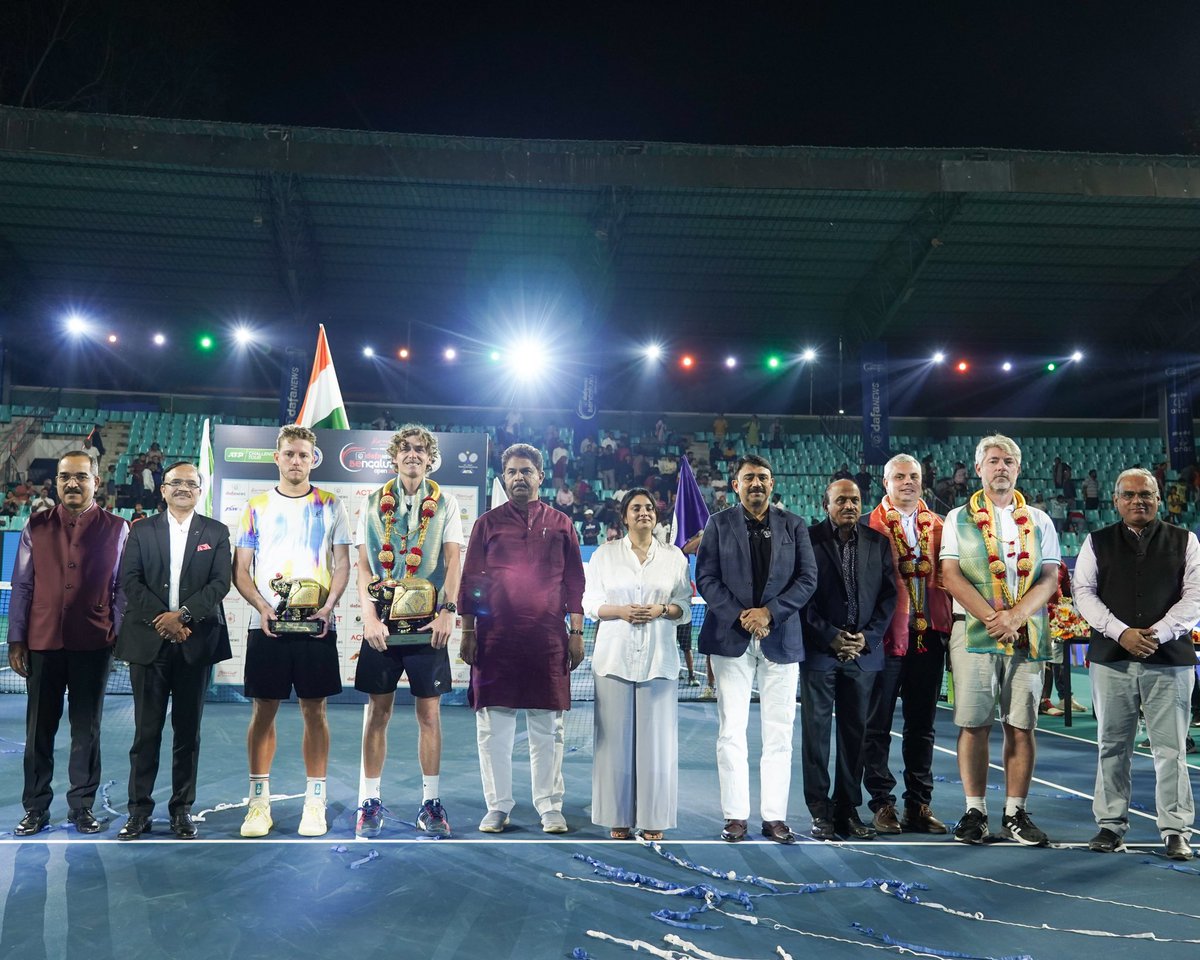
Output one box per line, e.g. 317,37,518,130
377,478,441,579
883,501,935,650
969,488,1034,609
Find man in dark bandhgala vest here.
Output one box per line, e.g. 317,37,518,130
1073,467,1198,862
8,450,128,836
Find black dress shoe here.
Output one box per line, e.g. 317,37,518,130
171,812,198,840
761,820,797,844
67,807,102,834
1165,833,1193,861
118,815,153,841
14,810,50,837
810,816,836,840
834,813,877,840
721,819,748,842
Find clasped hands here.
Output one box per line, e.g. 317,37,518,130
153,611,191,644
739,606,771,642
983,607,1027,646
1118,626,1158,659
621,603,666,625
831,630,866,661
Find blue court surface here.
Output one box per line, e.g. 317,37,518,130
1,679,1198,960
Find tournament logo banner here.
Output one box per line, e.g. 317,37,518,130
571,369,600,453
860,341,891,466
278,346,307,426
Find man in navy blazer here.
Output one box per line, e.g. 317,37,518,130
697,454,817,844
801,479,897,840
115,461,232,840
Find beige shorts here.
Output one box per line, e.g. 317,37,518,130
948,620,1042,730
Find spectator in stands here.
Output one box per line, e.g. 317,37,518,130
1049,494,1068,533
713,413,728,444
1052,457,1068,491
1167,483,1186,524
744,415,761,448
104,465,117,500
83,436,102,471
231,425,352,840
578,438,597,484
131,503,148,522
146,442,164,469
141,462,156,500
504,409,523,440
351,425,461,840
1083,470,1100,511
1031,491,1048,512
1,492,19,517
600,430,617,453
551,441,569,491
658,452,678,495
30,488,54,514
583,488,692,840
951,461,968,498
370,410,397,431
544,424,560,450
768,418,784,450
697,454,817,844
940,435,1061,848
574,475,594,507
8,450,129,837
85,423,106,462
654,417,668,445
12,480,31,503
854,462,872,501
115,461,231,842
1154,461,1168,497
801,479,897,841
1073,467,1198,862
459,443,585,835
555,483,576,515
1061,464,1076,504
580,508,601,546
771,492,784,511
864,454,952,836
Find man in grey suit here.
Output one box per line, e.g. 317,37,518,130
801,479,898,840
115,461,232,840
697,454,817,843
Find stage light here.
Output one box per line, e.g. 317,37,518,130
724,356,737,369
398,347,410,360
801,348,816,362
957,360,969,373
152,333,166,346
766,355,781,370
643,343,663,361
509,338,547,376
107,333,118,344
64,313,91,336
1002,361,1012,372
1046,362,1057,372
198,335,214,351
443,347,457,361
489,349,502,362
362,346,375,358
932,352,946,364
1070,350,1083,362
680,354,695,369
233,326,255,347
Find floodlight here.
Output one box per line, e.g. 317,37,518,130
398,347,410,360
65,313,91,336
1002,361,1012,372
107,334,118,344
680,354,695,369
801,348,816,362
724,356,737,369
1070,350,1083,362
152,333,166,346
362,346,375,358
932,352,946,364
443,347,457,361
643,343,663,361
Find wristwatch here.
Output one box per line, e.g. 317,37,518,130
178,606,192,624
439,601,458,614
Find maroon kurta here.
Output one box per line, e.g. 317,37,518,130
460,499,585,711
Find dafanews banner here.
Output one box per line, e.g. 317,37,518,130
210,425,489,694
860,341,891,466
1162,367,1197,471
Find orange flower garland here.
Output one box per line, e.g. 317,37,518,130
883,503,937,648
969,488,1034,609
378,478,441,579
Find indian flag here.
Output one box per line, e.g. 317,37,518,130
296,324,349,430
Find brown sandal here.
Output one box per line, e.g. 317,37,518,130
640,830,664,841
610,827,632,840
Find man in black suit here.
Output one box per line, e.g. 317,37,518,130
697,454,818,844
115,461,231,840
801,479,897,841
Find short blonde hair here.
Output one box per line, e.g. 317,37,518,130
973,434,1021,469
277,424,317,450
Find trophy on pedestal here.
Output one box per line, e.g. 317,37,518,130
269,574,329,634
366,576,438,645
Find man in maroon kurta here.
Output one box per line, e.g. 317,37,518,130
8,450,128,836
460,443,585,834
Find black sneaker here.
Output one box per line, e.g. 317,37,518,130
1087,828,1126,853
953,808,990,844
1000,809,1048,847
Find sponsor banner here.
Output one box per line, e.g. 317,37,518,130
1162,367,1197,471
211,425,489,689
860,341,891,466
570,369,600,453
278,346,307,426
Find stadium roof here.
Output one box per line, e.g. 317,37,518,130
2,104,1200,356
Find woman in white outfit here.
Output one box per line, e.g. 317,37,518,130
583,488,692,839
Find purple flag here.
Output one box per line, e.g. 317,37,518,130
673,455,710,548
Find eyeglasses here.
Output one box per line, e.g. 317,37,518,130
1117,491,1157,502
163,480,201,490
56,472,93,484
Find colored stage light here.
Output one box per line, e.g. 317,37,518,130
957,360,969,373
398,347,410,360
1046,362,1057,371
680,354,695,369
766,355,781,370
198,335,214,351
489,350,502,362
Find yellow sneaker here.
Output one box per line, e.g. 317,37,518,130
240,804,273,838
298,801,328,837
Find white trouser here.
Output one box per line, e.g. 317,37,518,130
475,706,565,816
1091,661,1195,837
711,641,799,822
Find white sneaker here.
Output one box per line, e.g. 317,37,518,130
541,810,568,834
479,809,510,833
240,804,273,838
298,801,328,837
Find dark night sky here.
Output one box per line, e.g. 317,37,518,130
214,1,1200,154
